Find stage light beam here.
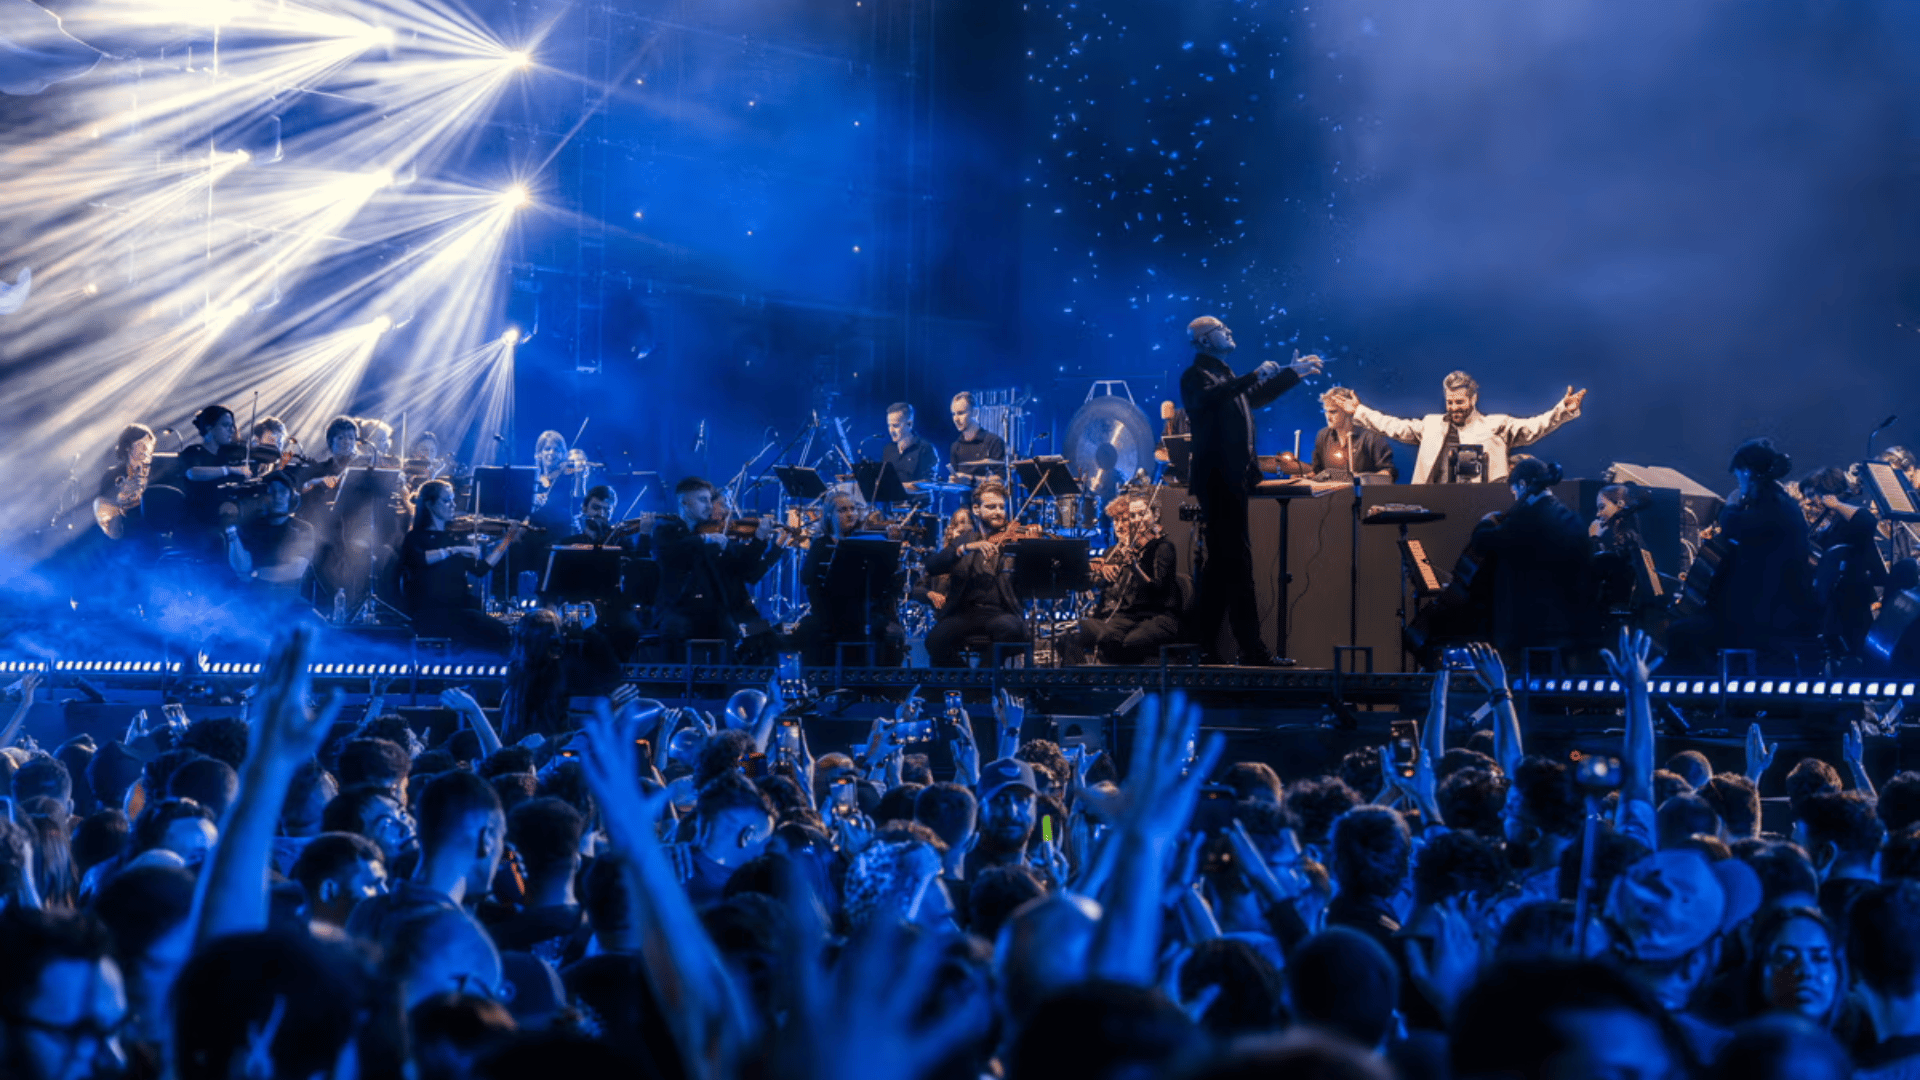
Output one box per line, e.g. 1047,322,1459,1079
501,184,530,208
503,50,532,71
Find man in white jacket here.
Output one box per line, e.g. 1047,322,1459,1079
1327,371,1586,484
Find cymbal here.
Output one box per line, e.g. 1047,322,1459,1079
920,481,973,494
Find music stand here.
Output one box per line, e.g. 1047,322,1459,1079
774,465,830,501
1009,538,1091,599
620,556,660,608
1159,434,1191,480
1365,507,1448,671
330,467,409,624
1014,457,1081,499
1864,461,1920,522
853,461,912,505
473,466,537,518
826,538,902,638
542,546,624,602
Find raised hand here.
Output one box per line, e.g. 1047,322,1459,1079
1404,897,1481,1023
1466,642,1509,697
249,626,344,770
1254,359,1284,382
1599,627,1661,695
1745,722,1778,784
1289,349,1326,378
1845,722,1866,770
1561,386,1588,415
949,711,981,788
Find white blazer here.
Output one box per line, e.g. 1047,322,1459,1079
1350,401,1579,483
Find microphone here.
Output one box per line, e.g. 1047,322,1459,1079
1878,415,1899,431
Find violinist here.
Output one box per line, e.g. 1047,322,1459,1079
223,471,313,598
298,417,360,498
1063,492,1180,664
795,491,905,666
357,418,397,467
399,480,519,650
1800,466,1884,667
923,479,1029,667
529,429,577,541
651,476,784,662
561,484,646,553
177,405,249,540
250,416,290,470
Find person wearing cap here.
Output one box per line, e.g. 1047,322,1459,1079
967,757,1038,879
1606,848,1763,1063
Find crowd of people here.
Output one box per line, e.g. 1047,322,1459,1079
3,624,1919,1079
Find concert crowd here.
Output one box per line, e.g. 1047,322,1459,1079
1,621,1917,1080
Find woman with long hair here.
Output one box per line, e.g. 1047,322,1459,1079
1741,905,1848,1031
500,608,568,742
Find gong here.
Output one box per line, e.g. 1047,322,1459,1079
1065,394,1154,502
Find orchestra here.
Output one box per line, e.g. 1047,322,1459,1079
64,326,1920,682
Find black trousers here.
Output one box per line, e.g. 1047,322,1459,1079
1065,612,1182,665
796,612,906,667
1192,473,1266,661
926,607,1028,667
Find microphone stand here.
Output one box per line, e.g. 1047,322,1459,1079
1870,415,1899,462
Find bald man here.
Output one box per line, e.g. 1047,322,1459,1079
1179,317,1325,664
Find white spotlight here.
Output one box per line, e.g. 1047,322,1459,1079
369,314,394,334
503,50,532,70
501,184,530,208
501,326,522,345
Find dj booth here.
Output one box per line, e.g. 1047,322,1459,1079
1153,479,1690,672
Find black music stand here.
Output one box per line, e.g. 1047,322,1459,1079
1365,507,1448,671
1009,538,1091,600
774,466,829,501
542,546,624,603
331,467,409,625
826,537,902,639
1015,457,1081,500
853,461,911,506
1159,434,1191,483
1249,482,1329,664
473,466,537,518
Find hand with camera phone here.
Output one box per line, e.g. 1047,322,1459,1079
0,671,40,752
1382,733,1439,825
948,708,981,788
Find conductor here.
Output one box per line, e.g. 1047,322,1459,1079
1179,316,1325,664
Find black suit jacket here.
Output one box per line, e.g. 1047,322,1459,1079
1478,493,1595,651
650,518,778,623
1179,354,1301,491
924,530,1022,619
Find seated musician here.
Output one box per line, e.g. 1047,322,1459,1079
1801,466,1885,667
222,471,314,599
1063,491,1181,665
299,417,360,498
178,405,250,536
97,423,155,517
398,480,520,650
923,479,1029,667
796,491,905,666
1668,438,1820,673
651,477,784,662
1311,388,1396,484
250,416,289,469
1473,457,1596,665
357,418,397,466
561,484,645,552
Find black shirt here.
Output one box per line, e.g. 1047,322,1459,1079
924,529,1021,618
400,528,485,614
237,516,315,580
177,443,238,525
950,428,1007,479
1311,426,1398,484
883,435,939,488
